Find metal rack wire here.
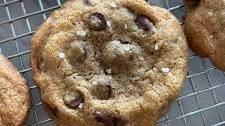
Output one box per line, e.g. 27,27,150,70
0,0,224,125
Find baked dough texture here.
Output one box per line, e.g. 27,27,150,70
184,0,225,70
0,54,31,126
31,0,188,125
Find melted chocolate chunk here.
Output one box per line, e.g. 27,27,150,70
68,97,84,109
86,12,107,31
64,91,84,109
135,15,154,32
94,111,119,126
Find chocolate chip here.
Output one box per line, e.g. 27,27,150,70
64,91,84,109
135,15,154,32
91,84,113,100
86,12,107,31
94,111,119,126
68,97,83,109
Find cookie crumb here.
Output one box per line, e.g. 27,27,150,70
161,67,170,73
210,35,213,38
58,52,65,59
110,2,117,8
76,30,87,37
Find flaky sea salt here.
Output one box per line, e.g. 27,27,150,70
78,103,84,109
58,52,65,59
76,30,87,37
107,21,112,28
106,69,112,74
110,2,117,8
161,67,170,73
93,81,98,85
154,45,159,50
124,24,128,29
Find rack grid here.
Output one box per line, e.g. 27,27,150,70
0,0,225,126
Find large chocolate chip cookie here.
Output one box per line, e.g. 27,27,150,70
31,0,188,125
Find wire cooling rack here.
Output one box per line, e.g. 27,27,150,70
0,0,225,126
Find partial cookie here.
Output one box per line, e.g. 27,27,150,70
184,0,225,70
0,54,31,126
31,0,188,126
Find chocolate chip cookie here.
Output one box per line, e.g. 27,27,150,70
31,0,188,125
184,0,225,70
0,54,31,126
